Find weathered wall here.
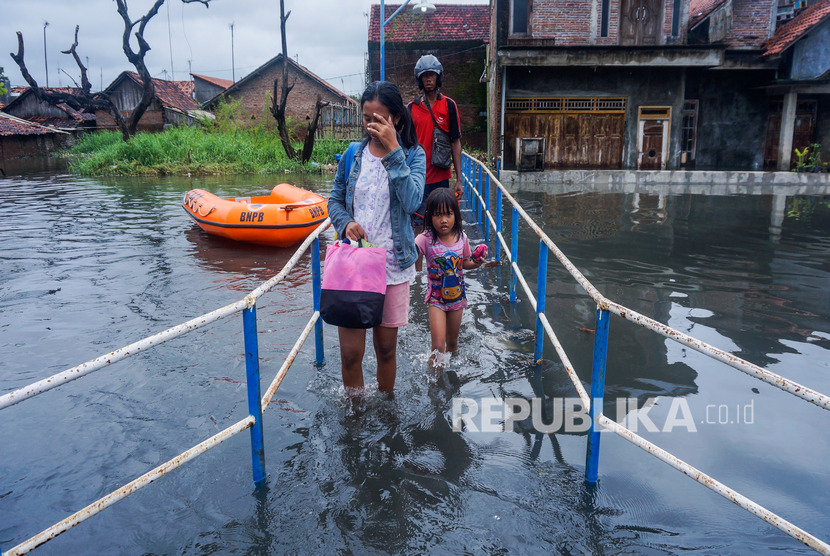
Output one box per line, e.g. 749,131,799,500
368,41,488,149
685,69,774,171
790,18,830,80
0,133,72,160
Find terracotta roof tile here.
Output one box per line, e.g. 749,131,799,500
124,72,198,112
0,112,63,136
764,0,830,56
10,86,82,95
689,0,729,28
191,73,234,90
369,4,489,43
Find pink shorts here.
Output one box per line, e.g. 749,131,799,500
380,282,410,328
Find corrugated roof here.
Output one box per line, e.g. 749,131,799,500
764,0,830,56
369,4,489,43
688,0,729,29
191,73,234,90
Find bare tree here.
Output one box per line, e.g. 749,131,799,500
269,0,326,164
9,0,209,142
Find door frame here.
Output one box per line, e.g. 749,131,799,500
637,106,671,170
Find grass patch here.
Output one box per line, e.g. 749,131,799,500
63,126,351,176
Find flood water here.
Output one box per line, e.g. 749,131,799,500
1,161,829,555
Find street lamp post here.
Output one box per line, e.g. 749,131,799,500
379,0,435,82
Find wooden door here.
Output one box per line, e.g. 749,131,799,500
639,120,664,170
763,99,817,170
620,0,662,45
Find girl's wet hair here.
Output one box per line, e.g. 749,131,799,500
361,81,418,149
424,187,463,241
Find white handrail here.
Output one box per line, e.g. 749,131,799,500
462,155,830,554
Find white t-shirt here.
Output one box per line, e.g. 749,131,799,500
352,148,415,285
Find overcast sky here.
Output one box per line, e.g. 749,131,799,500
1,0,488,98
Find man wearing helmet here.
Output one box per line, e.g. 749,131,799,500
408,54,463,231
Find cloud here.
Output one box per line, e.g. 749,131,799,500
1,0,485,97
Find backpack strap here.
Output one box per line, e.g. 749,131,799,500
343,141,360,183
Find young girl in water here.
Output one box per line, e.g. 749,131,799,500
415,187,486,367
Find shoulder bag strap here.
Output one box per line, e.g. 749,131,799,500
423,95,441,130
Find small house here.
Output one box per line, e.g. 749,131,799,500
1,87,95,133
0,111,71,162
95,72,199,132
205,55,358,139
191,73,234,105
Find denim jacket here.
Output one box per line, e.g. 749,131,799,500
327,137,426,270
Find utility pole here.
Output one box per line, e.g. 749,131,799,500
43,21,49,87
229,22,235,82
166,0,175,80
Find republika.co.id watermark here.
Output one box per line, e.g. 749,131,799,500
450,397,755,433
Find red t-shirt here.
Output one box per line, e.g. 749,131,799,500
408,93,461,185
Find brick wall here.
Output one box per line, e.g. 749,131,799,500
522,0,684,46
94,103,166,132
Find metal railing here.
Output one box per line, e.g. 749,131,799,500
0,219,332,556
460,152,830,555
4,156,830,554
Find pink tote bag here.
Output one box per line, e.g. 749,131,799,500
320,241,387,328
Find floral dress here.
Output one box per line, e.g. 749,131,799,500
415,231,471,312
353,148,415,286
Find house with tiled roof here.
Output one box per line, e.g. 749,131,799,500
1,87,95,132
486,0,828,172
191,73,234,104
759,0,830,169
0,111,71,161
368,3,490,147
95,71,199,132
205,54,358,139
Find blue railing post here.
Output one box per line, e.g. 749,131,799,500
585,307,610,484
243,305,266,486
496,187,503,263
476,164,482,226
534,241,548,362
311,238,324,364
496,156,501,179
484,172,490,244
510,207,519,302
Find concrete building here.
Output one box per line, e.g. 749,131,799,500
487,0,830,172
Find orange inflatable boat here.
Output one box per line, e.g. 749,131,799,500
183,183,328,247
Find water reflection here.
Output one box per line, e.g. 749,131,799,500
183,226,321,289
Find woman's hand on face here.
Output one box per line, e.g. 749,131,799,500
344,221,366,242
367,113,399,155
